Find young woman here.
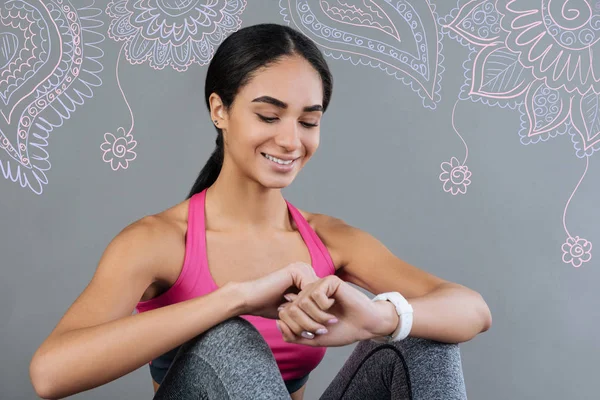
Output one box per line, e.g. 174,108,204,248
29,24,492,400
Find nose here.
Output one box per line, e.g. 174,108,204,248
274,121,302,152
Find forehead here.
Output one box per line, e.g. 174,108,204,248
237,56,324,109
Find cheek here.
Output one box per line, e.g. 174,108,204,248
304,133,320,155
228,124,263,155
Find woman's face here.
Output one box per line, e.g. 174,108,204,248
216,55,324,189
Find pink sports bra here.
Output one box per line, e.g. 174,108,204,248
135,189,336,381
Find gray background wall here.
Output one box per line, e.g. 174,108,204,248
1,0,598,398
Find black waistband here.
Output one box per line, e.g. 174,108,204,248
284,373,310,394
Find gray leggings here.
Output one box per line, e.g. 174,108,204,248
153,317,467,399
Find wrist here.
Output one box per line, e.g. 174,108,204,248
219,282,247,317
372,300,400,338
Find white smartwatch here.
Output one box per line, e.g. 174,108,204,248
371,292,413,343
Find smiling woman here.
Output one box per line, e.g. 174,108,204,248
254,94,322,172
190,28,332,197
29,23,489,400
202,58,324,195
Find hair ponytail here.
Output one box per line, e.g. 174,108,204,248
186,133,224,199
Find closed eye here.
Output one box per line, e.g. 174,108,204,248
257,114,278,123
257,114,319,128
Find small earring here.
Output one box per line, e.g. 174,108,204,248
214,120,218,125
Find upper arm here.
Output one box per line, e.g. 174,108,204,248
316,216,449,299
46,216,182,339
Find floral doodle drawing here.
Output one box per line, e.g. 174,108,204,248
279,0,445,110
562,158,592,267
100,46,136,171
0,0,105,194
104,0,247,169
440,100,472,195
441,0,596,267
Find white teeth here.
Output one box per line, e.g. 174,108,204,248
263,153,293,165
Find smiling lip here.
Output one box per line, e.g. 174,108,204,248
261,152,298,161
261,152,299,172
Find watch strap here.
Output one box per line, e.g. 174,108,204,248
371,292,413,343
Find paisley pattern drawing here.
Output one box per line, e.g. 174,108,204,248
0,0,105,194
279,0,445,110
441,0,596,267
278,2,473,197
106,0,247,71
104,0,247,169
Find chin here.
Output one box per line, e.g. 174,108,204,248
259,176,296,189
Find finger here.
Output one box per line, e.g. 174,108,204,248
281,297,337,326
290,275,343,305
277,320,323,347
277,319,300,343
320,275,344,298
288,287,337,322
283,293,298,302
287,285,335,310
279,304,328,337
310,289,336,311
276,319,316,342
279,306,313,338
295,294,338,325
277,301,290,313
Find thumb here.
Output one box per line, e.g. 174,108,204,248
285,291,336,311
321,275,344,299
288,262,318,290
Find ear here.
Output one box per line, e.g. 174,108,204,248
208,93,229,131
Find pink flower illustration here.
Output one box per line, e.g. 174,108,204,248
439,157,471,195
561,236,592,268
101,127,137,171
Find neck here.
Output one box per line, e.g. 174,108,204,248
205,175,291,232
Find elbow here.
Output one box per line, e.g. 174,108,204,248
477,293,493,333
30,352,58,400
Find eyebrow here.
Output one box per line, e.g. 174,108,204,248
251,96,323,113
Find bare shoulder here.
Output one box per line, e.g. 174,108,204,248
129,201,189,284
100,200,189,291
45,200,190,339
296,210,357,270
135,204,187,246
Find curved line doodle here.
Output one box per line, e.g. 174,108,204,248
440,0,596,267
100,42,136,171
439,100,472,195
562,157,592,267
0,0,105,195
104,0,247,170
279,0,445,110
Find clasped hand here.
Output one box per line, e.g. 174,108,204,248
274,267,398,347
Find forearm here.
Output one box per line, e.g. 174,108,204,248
407,283,492,343
30,283,244,399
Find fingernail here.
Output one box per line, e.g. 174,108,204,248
284,294,293,302
275,321,282,332
316,328,328,335
277,306,284,312
327,318,338,324
301,331,315,339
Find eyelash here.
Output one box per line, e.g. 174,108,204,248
257,114,319,128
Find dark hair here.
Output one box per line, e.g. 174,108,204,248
186,23,333,199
